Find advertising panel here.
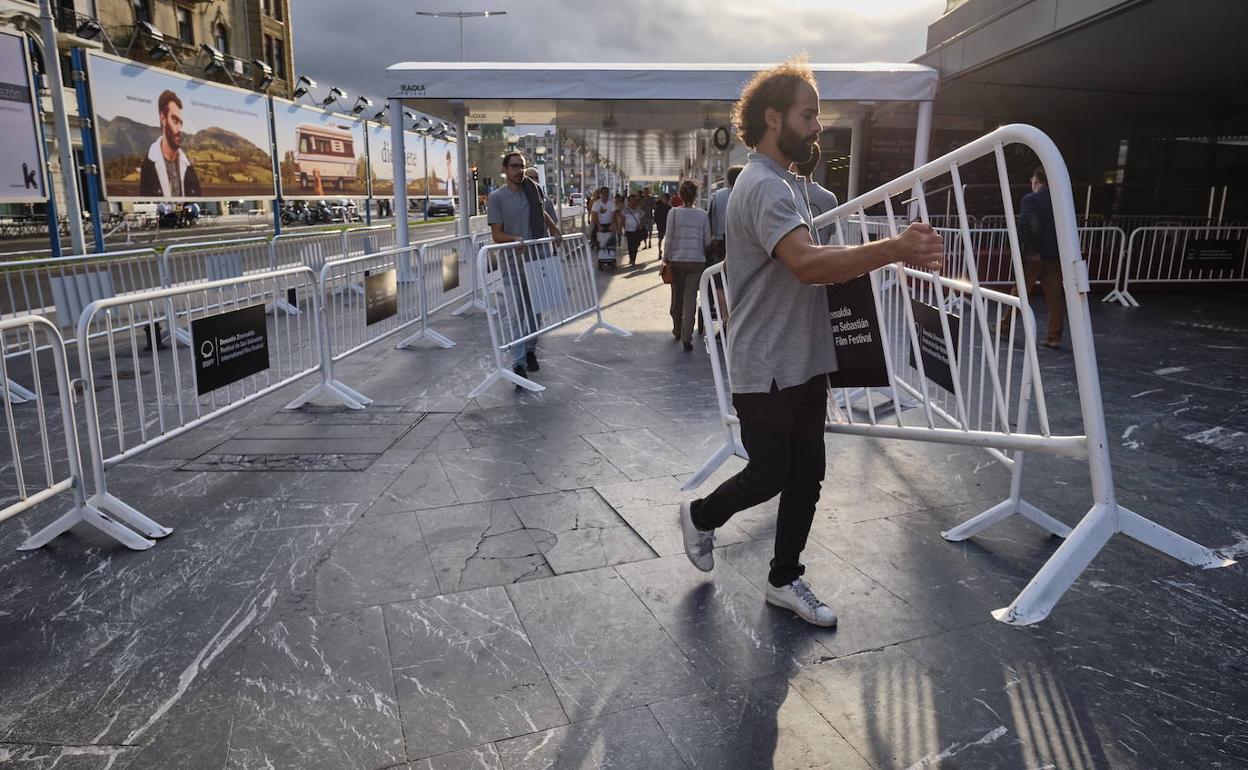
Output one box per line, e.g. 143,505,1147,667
87,51,274,201
367,123,425,198
0,30,47,203
273,99,367,198
425,136,459,198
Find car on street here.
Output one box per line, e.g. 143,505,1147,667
425,198,456,217
569,192,585,207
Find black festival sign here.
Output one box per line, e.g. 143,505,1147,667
442,248,460,293
908,299,960,393
365,268,398,325
191,304,270,395
1181,237,1243,274
826,277,890,388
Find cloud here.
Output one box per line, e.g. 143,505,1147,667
292,0,942,112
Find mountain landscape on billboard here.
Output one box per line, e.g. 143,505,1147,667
97,115,274,198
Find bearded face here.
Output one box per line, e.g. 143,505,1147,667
778,114,818,167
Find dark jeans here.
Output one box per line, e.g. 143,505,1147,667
692,375,827,587
625,230,644,263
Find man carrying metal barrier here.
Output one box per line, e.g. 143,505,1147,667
486,151,564,381
677,58,944,628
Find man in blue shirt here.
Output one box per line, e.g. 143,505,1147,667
1018,167,1064,348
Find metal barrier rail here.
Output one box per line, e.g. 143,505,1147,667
450,232,495,318
940,227,1127,293
0,315,159,550
160,237,275,287
343,225,396,258
0,248,163,402
468,233,631,396
270,230,349,274
75,266,322,474
285,246,427,410
685,123,1233,625
393,233,474,350
1112,225,1248,307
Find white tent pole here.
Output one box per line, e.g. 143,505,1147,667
39,0,86,255
554,127,563,221
848,111,865,200
704,130,713,207
390,98,409,248
913,100,933,169
455,108,471,236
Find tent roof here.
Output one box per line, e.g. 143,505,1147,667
384,62,938,131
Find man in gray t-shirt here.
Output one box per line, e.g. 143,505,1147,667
677,60,944,629
487,152,562,381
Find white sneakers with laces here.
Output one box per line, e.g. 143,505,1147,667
765,578,838,628
678,501,715,572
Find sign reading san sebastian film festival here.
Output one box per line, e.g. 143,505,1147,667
86,51,273,201
191,305,270,395
0,30,47,204
364,269,398,326
908,299,961,393
273,99,368,199
1181,237,1244,274
825,277,890,388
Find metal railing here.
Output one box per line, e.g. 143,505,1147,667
685,124,1233,625
1110,225,1248,307
468,233,630,396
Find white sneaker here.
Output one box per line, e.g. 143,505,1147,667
678,501,714,572
765,578,837,628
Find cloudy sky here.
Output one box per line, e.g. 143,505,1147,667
292,0,945,112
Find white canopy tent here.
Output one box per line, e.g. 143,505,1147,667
383,62,939,245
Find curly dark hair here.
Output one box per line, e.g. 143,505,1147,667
731,56,817,149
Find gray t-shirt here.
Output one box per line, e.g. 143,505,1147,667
802,181,839,245
708,186,731,240
487,186,538,240
725,152,838,393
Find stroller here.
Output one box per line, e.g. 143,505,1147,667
594,225,618,270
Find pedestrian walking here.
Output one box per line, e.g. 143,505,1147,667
661,180,711,351
640,187,656,248
622,193,645,266
677,58,943,627
654,192,673,258
706,166,742,264
487,152,564,382
1019,167,1064,348
791,146,838,244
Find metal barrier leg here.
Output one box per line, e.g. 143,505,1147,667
284,283,373,411
468,350,545,398
942,450,1071,542
1,377,36,404
18,500,156,551
679,433,748,492
573,307,633,342
395,327,455,350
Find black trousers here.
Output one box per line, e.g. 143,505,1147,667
625,230,644,263
692,375,827,587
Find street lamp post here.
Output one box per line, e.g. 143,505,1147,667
414,11,507,61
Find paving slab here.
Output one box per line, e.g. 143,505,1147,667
509,488,655,573
417,500,554,592
493,707,686,770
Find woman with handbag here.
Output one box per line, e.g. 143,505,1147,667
661,180,712,351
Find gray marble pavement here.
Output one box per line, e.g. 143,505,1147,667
1,241,1247,769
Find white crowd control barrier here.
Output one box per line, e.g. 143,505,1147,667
1109,225,1248,307
0,248,163,403
450,232,496,317
686,124,1234,625
344,225,397,257
23,267,324,549
394,234,474,349
161,237,275,287
285,246,428,410
468,234,631,397
0,316,158,550
940,226,1128,294
271,230,350,273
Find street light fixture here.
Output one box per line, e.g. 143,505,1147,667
414,11,507,61
251,59,274,92
321,86,348,109
293,74,317,100
351,96,373,115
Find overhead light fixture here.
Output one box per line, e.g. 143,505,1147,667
251,59,274,92
293,74,317,99
321,86,347,108
75,18,103,40
502,116,516,127
351,96,373,115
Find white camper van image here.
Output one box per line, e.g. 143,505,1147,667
293,124,356,190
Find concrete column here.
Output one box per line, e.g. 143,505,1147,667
389,98,409,248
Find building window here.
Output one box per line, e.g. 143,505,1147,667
274,38,286,79
176,7,193,44
264,35,274,69
261,0,271,17
214,23,229,55
131,0,151,24
273,1,283,22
